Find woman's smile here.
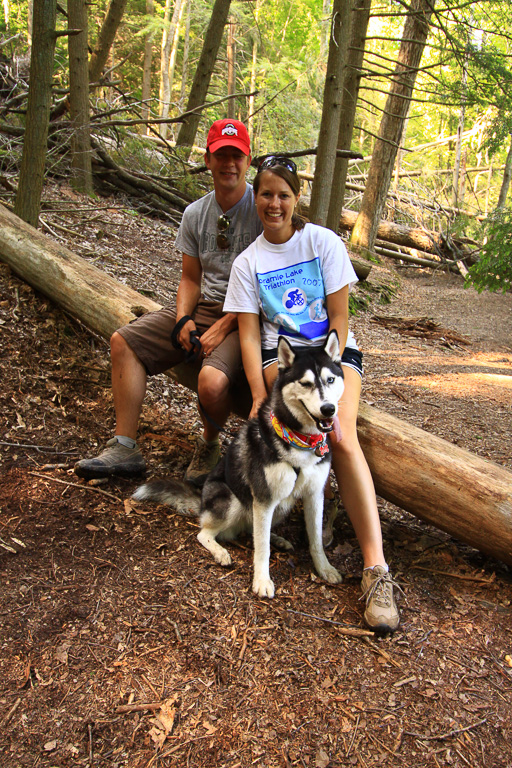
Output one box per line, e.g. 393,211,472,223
254,171,300,244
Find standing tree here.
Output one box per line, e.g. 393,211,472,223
88,0,129,85
326,0,371,232
350,0,435,252
496,137,512,210
159,0,184,140
308,0,351,226
175,0,232,151
141,0,155,133
68,0,93,195
227,15,236,119
14,0,57,227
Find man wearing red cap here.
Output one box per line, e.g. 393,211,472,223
75,119,262,485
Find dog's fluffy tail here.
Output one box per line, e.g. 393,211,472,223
132,479,201,516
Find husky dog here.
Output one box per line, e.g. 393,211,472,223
134,331,345,598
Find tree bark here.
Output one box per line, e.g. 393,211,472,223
1,202,511,566
88,0,129,85
68,0,93,195
326,0,371,232
308,0,351,226
226,16,236,119
141,0,155,133
178,0,191,112
14,0,56,227
175,0,232,152
496,138,512,211
159,0,183,140
350,0,435,251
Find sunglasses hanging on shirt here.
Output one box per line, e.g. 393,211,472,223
216,214,231,250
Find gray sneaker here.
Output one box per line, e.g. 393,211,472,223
360,565,402,633
185,436,221,487
74,437,146,479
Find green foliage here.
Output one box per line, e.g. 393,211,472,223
465,211,512,293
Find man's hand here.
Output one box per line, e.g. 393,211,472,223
177,318,199,353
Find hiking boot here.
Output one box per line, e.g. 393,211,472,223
74,437,146,479
322,498,339,548
185,435,221,487
360,565,402,634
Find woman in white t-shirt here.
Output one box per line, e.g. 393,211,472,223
224,156,401,633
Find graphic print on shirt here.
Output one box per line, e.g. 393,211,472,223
257,256,329,340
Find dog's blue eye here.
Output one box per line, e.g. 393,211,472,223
326,376,335,384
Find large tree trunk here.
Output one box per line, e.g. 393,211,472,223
175,0,232,152
141,0,155,133
326,0,371,232
308,0,351,226
14,0,56,227
88,0,129,85
1,202,511,566
496,139,512,211
68,0,93,194
159,0,183,140
226,15,236,119
68,0,93,195
350,0,435,251
177,0,191,112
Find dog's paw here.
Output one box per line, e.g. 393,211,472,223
252,576,275,598
215,549,232,567
270,533,294,551
318,564,343,584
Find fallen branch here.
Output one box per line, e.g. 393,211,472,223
28,472,123,502
404,717,487,742
286,609,375,637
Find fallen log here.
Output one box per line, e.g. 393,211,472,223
1,203,511,566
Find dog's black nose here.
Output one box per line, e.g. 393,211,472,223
320,403,336,417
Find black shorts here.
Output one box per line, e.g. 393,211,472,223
261,344,363,378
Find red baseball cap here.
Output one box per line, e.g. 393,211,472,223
206,119,251,155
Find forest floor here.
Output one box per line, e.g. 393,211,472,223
1,185,512,768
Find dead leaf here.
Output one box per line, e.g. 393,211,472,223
43,740,57,751
148,725,167,748
316,748,330,768
334,542,354,556
85,524,100,532
55,643,70,665
157,701,176,733
203,720,218,735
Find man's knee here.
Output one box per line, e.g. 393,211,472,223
198,366,230,402
110,331,140,367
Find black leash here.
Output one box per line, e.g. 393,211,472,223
171,315,226,433
171,315,202,363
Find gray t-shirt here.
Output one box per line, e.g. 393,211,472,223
174,182,263,302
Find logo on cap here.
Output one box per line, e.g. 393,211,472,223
221,123,238,137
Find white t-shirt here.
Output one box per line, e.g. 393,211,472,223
174,182,262,302
224,223,359,349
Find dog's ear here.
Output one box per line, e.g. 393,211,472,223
277,336,296,370
324,329,341,364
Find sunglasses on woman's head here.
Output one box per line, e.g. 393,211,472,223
217,214,231,249
257,155,298,175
